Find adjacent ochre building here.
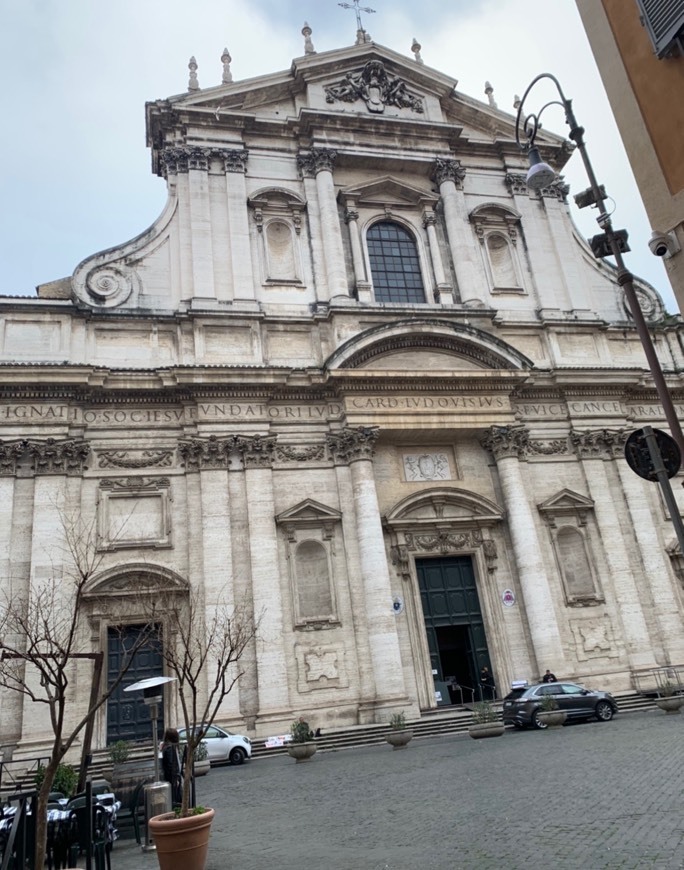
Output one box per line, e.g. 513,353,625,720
3,28,684,756
576,0,684,312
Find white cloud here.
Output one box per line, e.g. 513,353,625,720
0,0,672,310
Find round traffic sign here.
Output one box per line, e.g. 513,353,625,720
624,428,681,481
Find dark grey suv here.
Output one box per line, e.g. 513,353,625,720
502,682,618,729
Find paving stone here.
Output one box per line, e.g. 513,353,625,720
108,711,684,870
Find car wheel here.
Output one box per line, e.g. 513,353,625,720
230,747,246,765
595,700,614,722
531,710,547,730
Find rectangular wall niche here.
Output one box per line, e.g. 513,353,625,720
98,476,172,550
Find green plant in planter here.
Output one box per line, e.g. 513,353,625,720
108,740,130,765
389,711,407,731
35,762,78,798
194,741,209,762
290,718,315,743
472,701,498,724
659,680,677,697
540,695,559,712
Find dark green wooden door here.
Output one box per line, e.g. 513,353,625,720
416,556,493,702
107,625,164,744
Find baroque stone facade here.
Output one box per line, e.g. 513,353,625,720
2,35,684,755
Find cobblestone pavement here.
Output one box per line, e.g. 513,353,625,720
109,710,684,870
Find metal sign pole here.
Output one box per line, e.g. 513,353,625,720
642,425,684,557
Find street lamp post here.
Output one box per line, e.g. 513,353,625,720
514,73,684,460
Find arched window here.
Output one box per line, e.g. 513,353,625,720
367,221,426,303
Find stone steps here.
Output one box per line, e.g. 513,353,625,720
0,692,660,795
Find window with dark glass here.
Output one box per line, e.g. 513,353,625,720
367,221,426,303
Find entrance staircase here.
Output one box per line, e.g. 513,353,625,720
250,690,657,760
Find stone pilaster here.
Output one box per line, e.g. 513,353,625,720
422,210,453,304
221,149,255,302
614,448,684,663
344,206,372,302
571,430,655,669
238,436,290,717
480,426,566,675
431,158,481,301
187,147,216,300
327,428,407,710
298,149,348,298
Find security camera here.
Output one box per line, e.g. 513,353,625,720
649,230,681,258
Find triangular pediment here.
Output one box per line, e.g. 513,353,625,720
340,176,438,209
538,489,595,518
275,499,342,525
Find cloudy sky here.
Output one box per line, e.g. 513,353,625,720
0,0,674,311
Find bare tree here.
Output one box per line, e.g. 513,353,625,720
147,587,258,816
0,512,153,869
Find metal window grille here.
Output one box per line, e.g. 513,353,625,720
367,221,426,304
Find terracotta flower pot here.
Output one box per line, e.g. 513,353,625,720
385,729,414,749
148,807,215,870
468,723,505,739
287,742,317,762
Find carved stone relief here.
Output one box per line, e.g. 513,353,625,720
295,643,348,693
324,61,424,114
403,452,451,481
98,450,174,469
570,617,618,660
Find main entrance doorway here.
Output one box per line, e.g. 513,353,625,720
107,624,164,744
416,556,494,704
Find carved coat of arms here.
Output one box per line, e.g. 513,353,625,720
325,61,424,114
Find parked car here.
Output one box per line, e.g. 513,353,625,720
502,682,618,730
177,725,252,765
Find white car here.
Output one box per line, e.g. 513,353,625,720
177,724,252,765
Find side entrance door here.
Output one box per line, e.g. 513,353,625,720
416,555,494,703
107,624,164,744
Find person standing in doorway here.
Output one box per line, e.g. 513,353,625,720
480,665,495,700
542,669,558,683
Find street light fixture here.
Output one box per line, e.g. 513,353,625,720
514,72,684,460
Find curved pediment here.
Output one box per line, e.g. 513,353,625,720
326,319,533,372
84,563,189,599
385,487,503,527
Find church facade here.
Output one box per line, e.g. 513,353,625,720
2,34,684,753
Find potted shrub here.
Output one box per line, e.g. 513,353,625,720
654,681,684,714
146,589,257,870
35,762,78,799
287,717,317,762
468,701,505,739
193,742,211,777
385,711,413,749
535,695,567,729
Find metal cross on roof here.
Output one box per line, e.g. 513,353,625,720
338,0,376,33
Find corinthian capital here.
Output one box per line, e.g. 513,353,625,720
326,427,379,464
178,435,239,470
480,425,529,461
25,438,91,475
297,148,338,178
570,429,628,460
431,158,466,189
218,149,249,173
0,440,26,476
238,434,277,468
